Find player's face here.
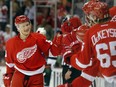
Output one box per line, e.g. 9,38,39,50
17,22,32,37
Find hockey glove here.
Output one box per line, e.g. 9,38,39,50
3,73,13,87
53,34,63,46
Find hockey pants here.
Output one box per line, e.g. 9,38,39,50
11,70,44,87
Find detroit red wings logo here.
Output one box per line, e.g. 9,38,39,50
17,44,37,63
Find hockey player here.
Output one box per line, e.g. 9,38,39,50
58,0,116,87
61,15,82,84
3,15,62,87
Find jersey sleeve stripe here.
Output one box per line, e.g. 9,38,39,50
14,65,45,76
63,50,72,58
76,58,92,68
81,72,95,82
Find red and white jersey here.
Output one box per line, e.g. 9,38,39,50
71,21,116,83
61,30,82,64
5,33,61,76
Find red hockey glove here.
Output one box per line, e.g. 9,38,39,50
51,34,63,55
63,33,76,46
3,73,13,87
71,43,81,54
53,34,63,46
57,83,72,87
63,31,81,54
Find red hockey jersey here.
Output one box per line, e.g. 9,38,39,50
71,21,116,83
5,33,61,75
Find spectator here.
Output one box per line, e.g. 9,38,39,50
0,26,5,63
24,0,35,25
12,0,20,17
36,7,54,28
0,0,8,32
45,24,54,40
3,24,16,43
